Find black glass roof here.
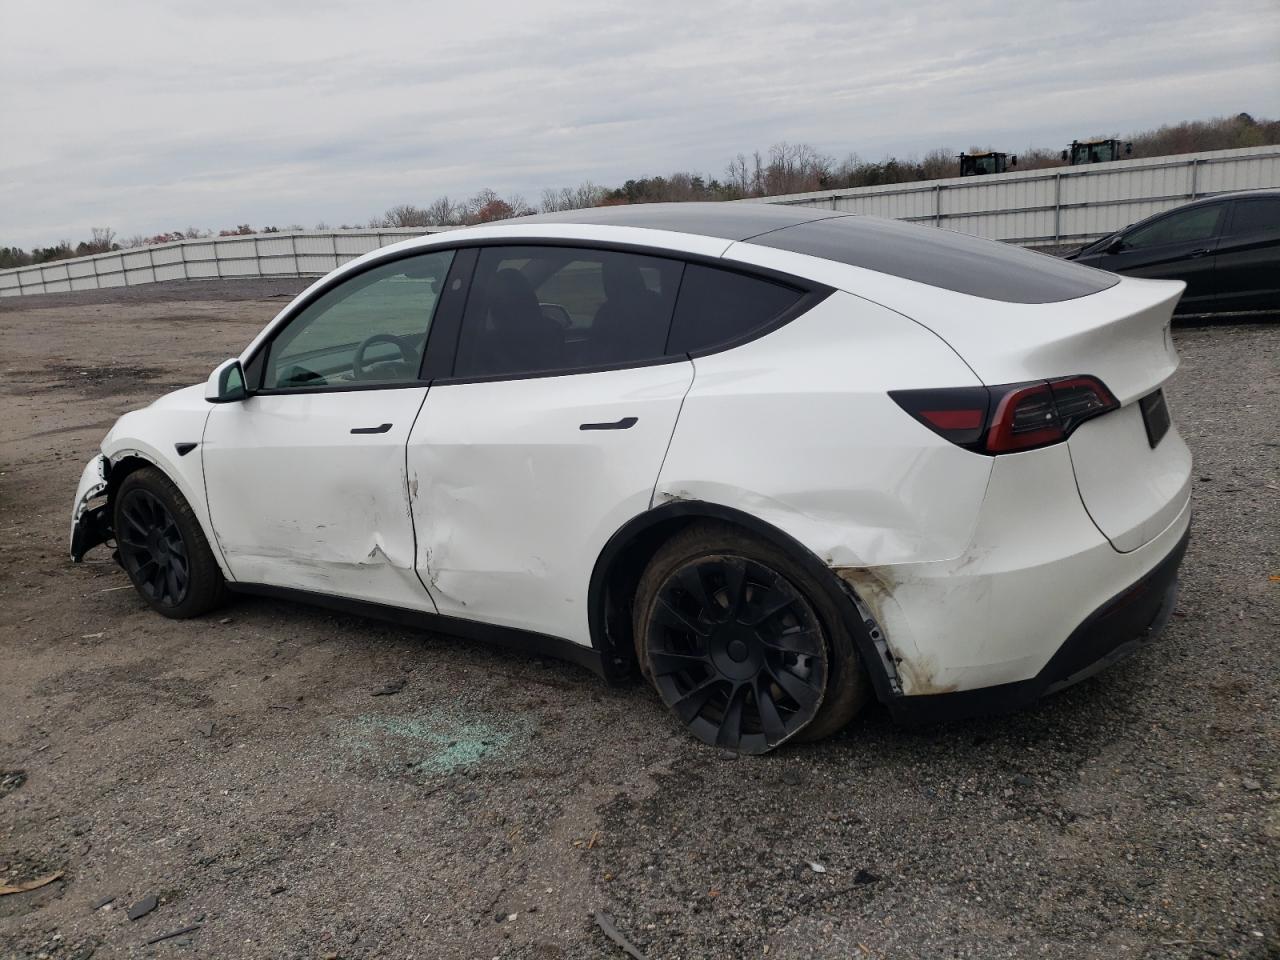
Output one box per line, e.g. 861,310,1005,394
506,203,1119,303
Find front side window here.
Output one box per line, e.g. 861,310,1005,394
453,246,682,378
263,249,455,390
1124,205,1224,250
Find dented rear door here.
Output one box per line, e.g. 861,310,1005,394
406,362,694,647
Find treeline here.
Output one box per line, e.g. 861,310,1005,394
376,112,1277,225
4,113,1274,268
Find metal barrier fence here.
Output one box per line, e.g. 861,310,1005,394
0,228,445,298
744,144,1280,247
3,145,1278,297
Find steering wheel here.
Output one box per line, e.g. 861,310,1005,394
352,334,420,381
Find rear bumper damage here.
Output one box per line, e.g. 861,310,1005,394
874,522,1189,725
70,455,112,562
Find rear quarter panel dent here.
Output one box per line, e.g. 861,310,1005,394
655,291,994,569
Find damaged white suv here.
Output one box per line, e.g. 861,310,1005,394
71,204,1192,753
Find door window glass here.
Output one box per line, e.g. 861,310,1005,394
666,264,804,353
1124,205,1224,250
1230,198,1280,235
264,250,455,390
453,246,682,378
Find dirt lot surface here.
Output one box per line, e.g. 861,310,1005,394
0,280,1277,960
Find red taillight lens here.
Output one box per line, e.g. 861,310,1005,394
986,382,1062,452
890,375,1118,455
1049,376,1118,433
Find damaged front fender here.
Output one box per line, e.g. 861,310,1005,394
69,455,112,562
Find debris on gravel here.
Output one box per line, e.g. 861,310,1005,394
124,895,157,921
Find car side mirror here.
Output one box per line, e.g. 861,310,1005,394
205,358,248,403
1104,236,1125,255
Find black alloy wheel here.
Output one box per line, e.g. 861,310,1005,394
644,555,828,754
117,487,190,607
111,466,227,618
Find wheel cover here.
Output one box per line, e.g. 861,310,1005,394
646,555,827,753
116,489,190,607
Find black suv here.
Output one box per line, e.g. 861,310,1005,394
1068,191,1280,316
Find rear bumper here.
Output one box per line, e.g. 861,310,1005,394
884,522,1189,725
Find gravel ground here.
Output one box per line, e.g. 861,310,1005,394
0,281,1276,960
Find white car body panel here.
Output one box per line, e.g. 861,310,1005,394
70,454,110,545
720,242,1183,405
407,361,695,644
202,388,435,611
654,291,993,568
93,384,230,576
723,240,1191,558
835,450,1192,694
1068,401,1193,552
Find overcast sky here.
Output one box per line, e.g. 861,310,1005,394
1,0,1277,248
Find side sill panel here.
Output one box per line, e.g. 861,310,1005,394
227,582,606,678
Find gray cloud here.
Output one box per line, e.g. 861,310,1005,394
0,0,1276,246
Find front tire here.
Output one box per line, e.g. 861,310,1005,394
633,523,868,754
113,466,228,618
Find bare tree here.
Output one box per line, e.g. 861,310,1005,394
505,193,534,217
919,148,955,180
382,204,435,228
423,196,460,225
541,180,606,212
725,154,752,197
89,227,116,251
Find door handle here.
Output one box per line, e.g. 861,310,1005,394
580,416,638,431
1189,248,1210,258
351,423,393,434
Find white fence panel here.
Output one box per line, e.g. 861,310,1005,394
0,228,435,296
297,254,339,273
335,233,384,256
293,235,335,255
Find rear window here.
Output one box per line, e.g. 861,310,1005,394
1230,197,1280,235
747,215,1119,304
667,265,804,354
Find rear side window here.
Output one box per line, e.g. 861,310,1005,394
1230,197,1280,235
1124,204,1224,250
453,246,682,378
667,265,803,354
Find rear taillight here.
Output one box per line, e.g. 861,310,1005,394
890,376,1117,455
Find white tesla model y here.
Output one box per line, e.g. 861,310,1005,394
70,204,1192,753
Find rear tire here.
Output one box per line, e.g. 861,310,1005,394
633,523,868,753
113,466,228,619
